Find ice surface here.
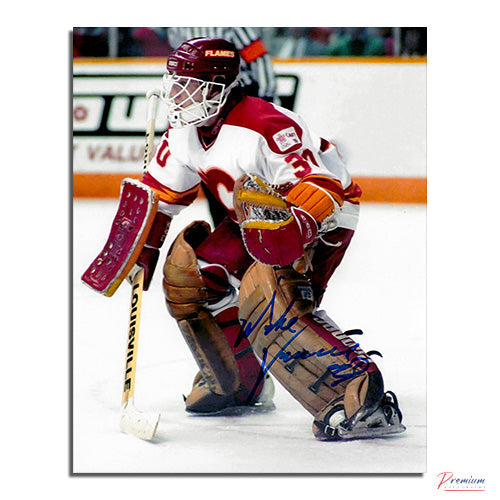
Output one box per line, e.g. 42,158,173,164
72,199,426,474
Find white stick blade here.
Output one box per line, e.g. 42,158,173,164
120,402,160,441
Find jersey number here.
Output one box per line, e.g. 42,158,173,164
156,139,171,168
285,148,319,178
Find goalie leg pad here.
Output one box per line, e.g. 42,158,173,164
81,178,159,296
239,262,380,416
162,221,240,396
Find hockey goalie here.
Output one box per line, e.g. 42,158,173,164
82,37,405,441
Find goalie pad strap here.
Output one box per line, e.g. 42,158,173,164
81,178,159,297
163,221,216,318
163,221,240,395
239,262,379,416
177,311,240,395
144,211,171,247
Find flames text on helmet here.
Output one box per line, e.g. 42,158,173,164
160,37,241,128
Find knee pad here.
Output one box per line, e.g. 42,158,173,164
163,221,240,395
239,262,382,417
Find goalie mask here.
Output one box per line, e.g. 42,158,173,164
161,38,241,128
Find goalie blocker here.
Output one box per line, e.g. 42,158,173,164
82,178,170,296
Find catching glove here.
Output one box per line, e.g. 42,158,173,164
233,174,317,267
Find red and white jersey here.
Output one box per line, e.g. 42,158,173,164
143,96,360,230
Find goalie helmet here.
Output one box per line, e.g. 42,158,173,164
161,38,241,128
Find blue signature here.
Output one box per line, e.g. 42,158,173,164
238,283,370,402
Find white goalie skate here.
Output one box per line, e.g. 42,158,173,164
314,391,406,441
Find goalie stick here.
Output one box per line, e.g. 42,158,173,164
143,88,160,174
120,89,161,440
120,267,160,440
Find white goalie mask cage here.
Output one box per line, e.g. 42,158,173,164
161,72,240,128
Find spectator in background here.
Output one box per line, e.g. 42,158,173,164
273,27,312,57
304,27,335,55
73,28,109,57
380,28,395,56
345,28,366,55
401,28,427,56
320,28,344,56
132,28,172,57
329,28,388,56
118,28,143,57
328,28,359,56
363,28,389,56
272,27,395,58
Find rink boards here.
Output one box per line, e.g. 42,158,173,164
72,57,426,203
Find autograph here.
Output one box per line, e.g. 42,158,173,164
239,281,370,402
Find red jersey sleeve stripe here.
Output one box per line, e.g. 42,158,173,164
319,137,332,153
344,181,362,204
